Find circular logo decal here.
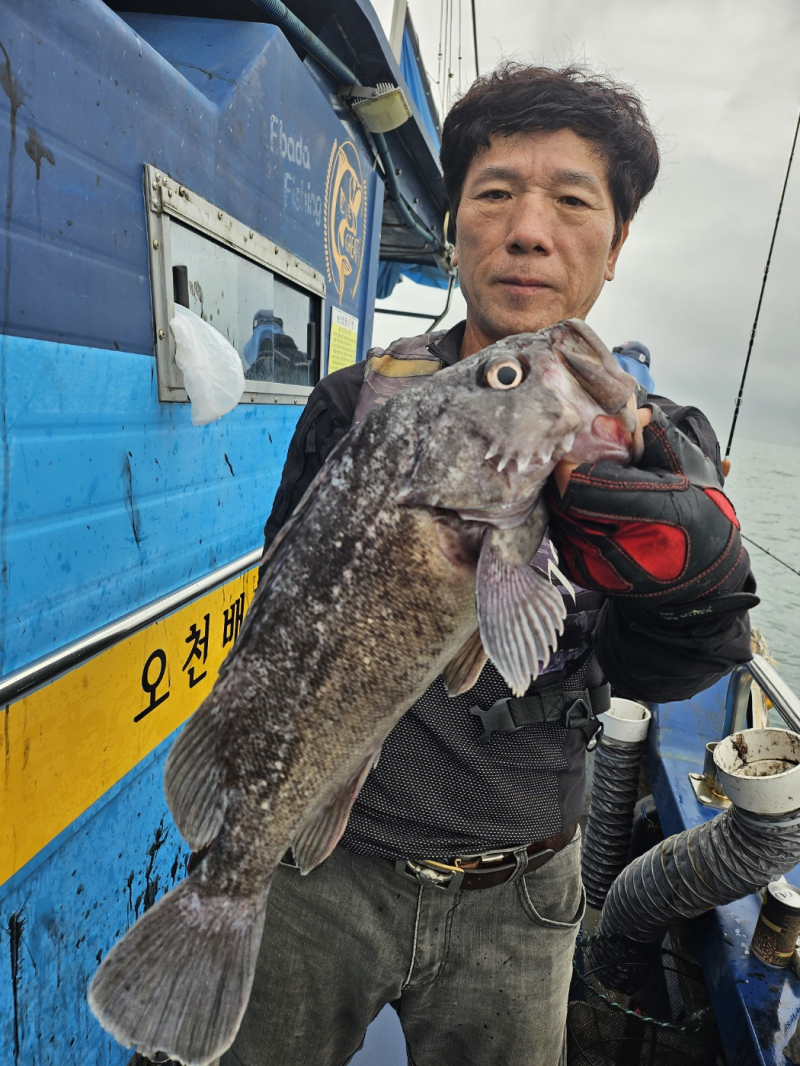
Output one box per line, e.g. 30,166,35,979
324,139,367,302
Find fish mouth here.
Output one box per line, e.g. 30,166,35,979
485,446,543,478
546,319,637,423
483,439,570,481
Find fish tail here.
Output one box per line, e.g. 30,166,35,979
88,870,269,1065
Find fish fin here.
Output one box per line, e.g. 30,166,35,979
477,537,566,697
292,745,381,875
89,872,269,1066
164,699,227,850
443,629,488,696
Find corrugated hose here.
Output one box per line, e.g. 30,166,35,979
598,805,800,945
582,734,647,909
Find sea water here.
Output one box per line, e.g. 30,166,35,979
725,437,800,696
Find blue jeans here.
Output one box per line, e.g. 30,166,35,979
222,832,585,1066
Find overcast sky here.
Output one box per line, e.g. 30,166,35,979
370,0,800,451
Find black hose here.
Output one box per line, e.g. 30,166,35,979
371,132,444,252
598,805,800,944
249,0,355,83
582,735,646,909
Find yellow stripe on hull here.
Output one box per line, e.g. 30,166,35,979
1,568,259,884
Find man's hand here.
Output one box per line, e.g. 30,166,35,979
553,406,652,496
546,405,758,623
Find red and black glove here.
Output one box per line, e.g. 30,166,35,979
545,405,759,624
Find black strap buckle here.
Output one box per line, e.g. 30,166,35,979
563,697,604,751
469,700,521,745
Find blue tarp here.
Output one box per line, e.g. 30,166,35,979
373,27,452,299
377,260,453,299
401,27,440,148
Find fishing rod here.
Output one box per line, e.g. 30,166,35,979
725,109,800,460
471,0,480,76
742,533,800,582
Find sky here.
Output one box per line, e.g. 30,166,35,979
369,0,800,452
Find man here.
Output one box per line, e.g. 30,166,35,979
612,340,655,392
223,65,756,1066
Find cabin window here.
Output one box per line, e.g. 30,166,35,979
145,165,325,406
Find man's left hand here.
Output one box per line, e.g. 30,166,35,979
546,405,759,623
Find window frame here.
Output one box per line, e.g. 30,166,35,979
144,164,326,407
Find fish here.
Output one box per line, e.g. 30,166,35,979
88,318,640,1065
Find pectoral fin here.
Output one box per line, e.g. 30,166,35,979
477,532,566,696
292,743,382,874
443,629,488,696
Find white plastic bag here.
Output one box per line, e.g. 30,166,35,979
169,304,245,426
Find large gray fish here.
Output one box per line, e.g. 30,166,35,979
89,319,640,1064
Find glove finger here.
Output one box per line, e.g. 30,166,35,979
640,405,720,486
547,459,689,521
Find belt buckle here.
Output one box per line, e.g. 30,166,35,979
394,858,465,893
563,697,604,751
461,848,508,865
469,699,522,744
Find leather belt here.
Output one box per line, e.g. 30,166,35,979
394,821,579,893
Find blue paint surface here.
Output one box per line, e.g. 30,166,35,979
0,4,444,1062
0,723,408,1066
0,728,190,1066
0,1,382,357
648,681,800,1066
0,335,298,674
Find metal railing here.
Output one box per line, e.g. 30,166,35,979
722,654,800,737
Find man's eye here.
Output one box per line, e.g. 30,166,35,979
480,189,509,201
561,195,586,207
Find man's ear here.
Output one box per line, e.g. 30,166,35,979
449,205,459,268
605,220,630,282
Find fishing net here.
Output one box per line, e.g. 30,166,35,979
568,934,725,1066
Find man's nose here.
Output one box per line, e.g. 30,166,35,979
505,194,555,255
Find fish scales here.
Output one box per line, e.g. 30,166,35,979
221,410,481,843
89,318,640,1066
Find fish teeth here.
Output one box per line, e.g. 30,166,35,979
496,453,512,473
617,403,637,433
516,452,535,476
484,443,502,463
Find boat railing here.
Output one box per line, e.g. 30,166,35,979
722,654,800,737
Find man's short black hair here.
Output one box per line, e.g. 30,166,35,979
440,63,660,245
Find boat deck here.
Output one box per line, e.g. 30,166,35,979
649,677,800,1066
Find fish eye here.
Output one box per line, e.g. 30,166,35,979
483,358,525,390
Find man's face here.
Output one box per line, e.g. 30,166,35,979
454,129,629,356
